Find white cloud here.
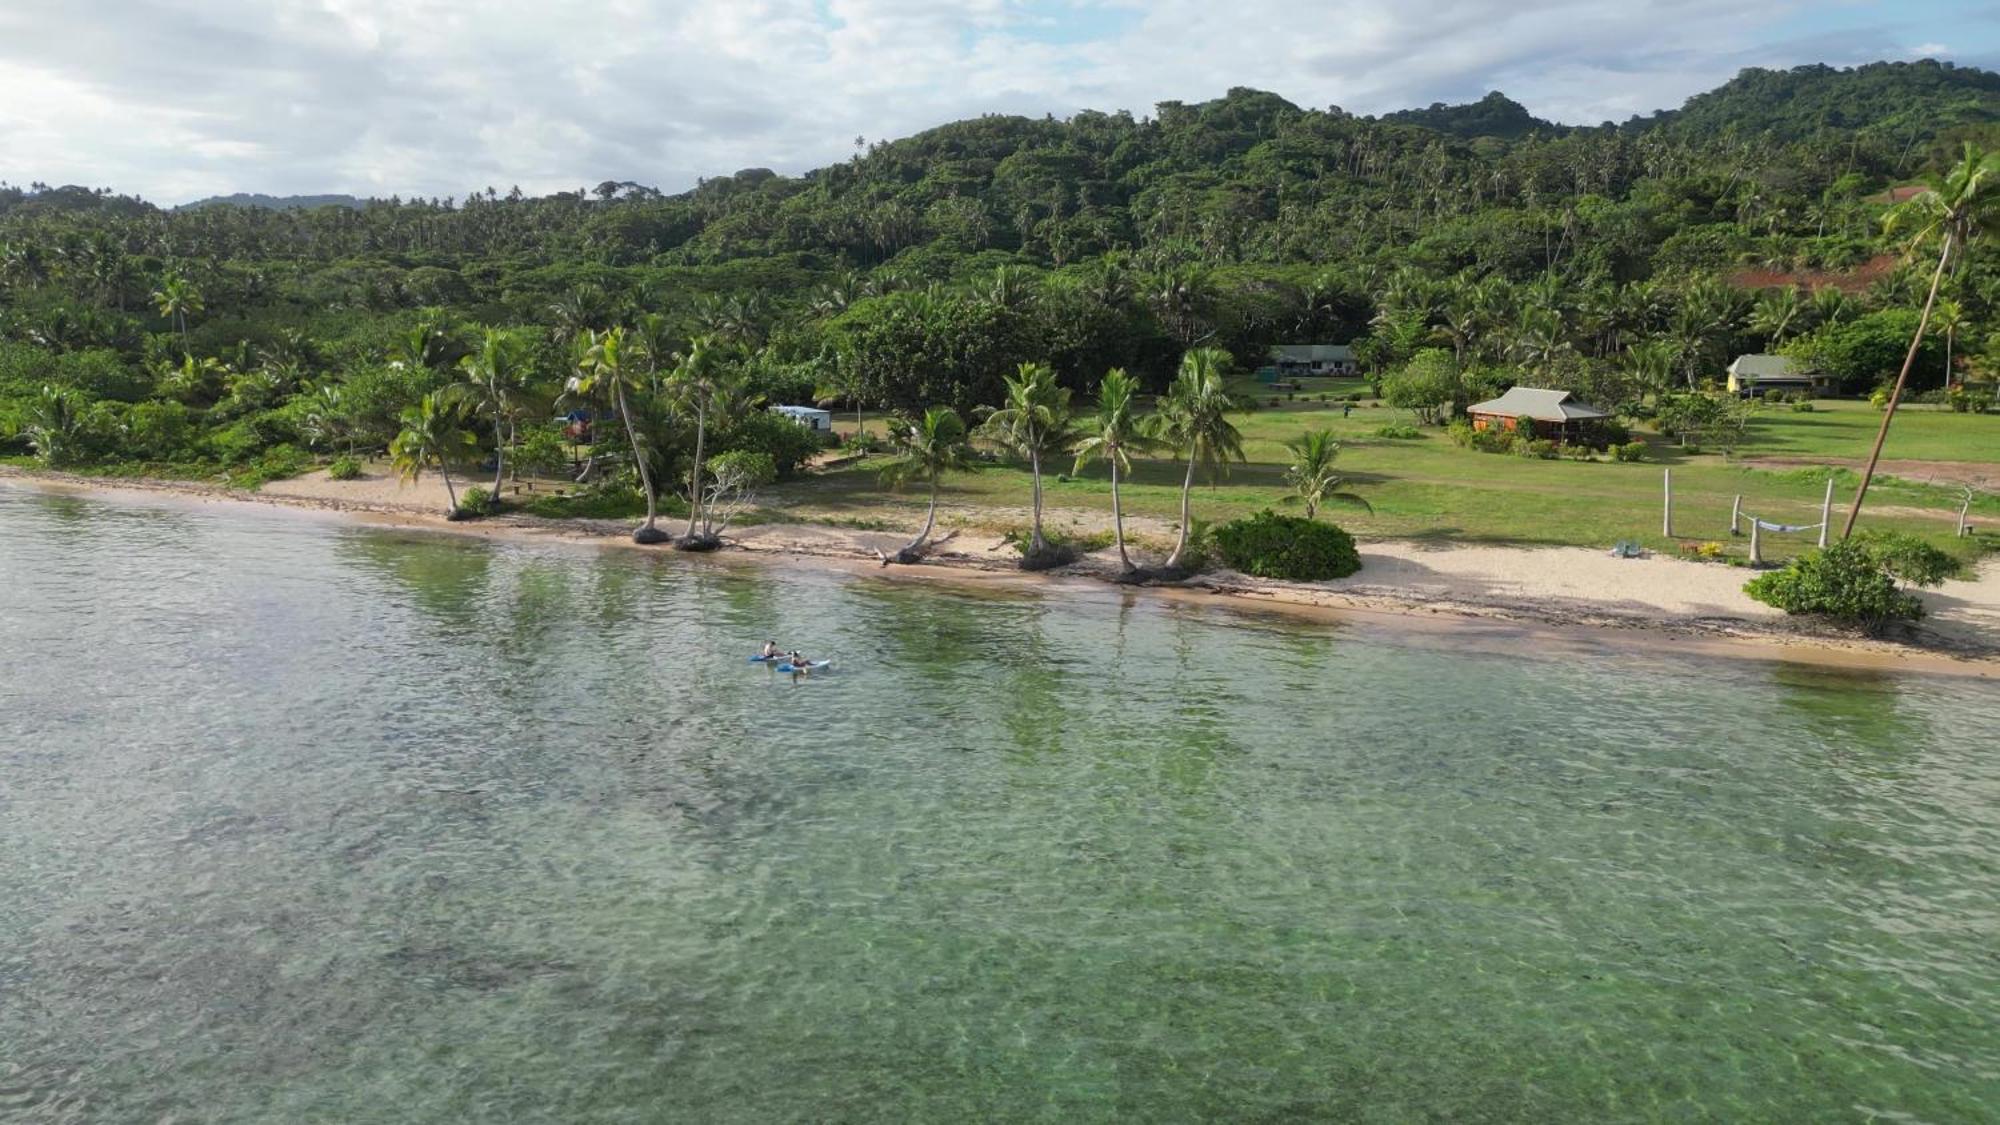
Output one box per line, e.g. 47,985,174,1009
1911,42,1950,56
0,0,1972,204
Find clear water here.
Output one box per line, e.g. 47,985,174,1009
2,484,1998,1123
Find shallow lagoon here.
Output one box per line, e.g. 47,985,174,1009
2,485,1997,1122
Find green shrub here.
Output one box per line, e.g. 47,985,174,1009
125,400,198,461
1373,423,1421,440
227,444,311,489
719,411,823,477
457,486,493,516
1213,510,1362,582
1612,441,1646,463
513,423,570,476
1744,540,1923,629
1520,438,1559,460
1446,420,1475,448
1857,530,1960,588
1562,443,1596,461
327,455,363,481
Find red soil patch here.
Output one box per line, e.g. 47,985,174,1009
1727,253,1899,295
1866,184,1929,204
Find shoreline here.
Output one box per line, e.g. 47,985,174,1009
5,465,1996,679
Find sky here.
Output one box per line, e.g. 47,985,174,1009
0,0,1994,205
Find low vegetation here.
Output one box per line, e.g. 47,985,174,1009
1214,510,1363,582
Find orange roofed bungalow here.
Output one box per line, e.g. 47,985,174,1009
1466,387,1611,443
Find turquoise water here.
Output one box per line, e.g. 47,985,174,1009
2,484,1998,1123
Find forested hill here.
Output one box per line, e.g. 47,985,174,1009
1,57,1998,475
178,193,367,212
1380,92,1558,139
1623,59,2000,141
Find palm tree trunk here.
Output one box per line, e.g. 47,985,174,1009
685,403,708,538
491,416,506,497
1110,459,1131,571
905,474,940,553
437,456,459,514
1028,448,1045,551
1841,237,1953,540
1166,447,1198,568
616,382,658,530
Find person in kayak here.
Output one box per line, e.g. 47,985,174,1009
786,650,814,673
759,641,782,659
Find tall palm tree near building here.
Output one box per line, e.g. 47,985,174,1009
1155,348,1244,570
570,327,668,543
1844,143,2000,538
979,362,1075,555
1071,368,1153,571
389,393,474,517
1750,286,1803,350
879,406,976,561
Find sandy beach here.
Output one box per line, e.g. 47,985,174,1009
7,463,1997,674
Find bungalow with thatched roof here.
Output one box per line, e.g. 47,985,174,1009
1466,387,1611,442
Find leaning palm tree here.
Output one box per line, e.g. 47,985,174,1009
569,327,668,543
1154,348,1245,570
878,406,976,563
978,362,1075,557
448,328,536,503
1070,368,1153,571
1284,429,1372,520
389,393,475,517
1843,142,2000,539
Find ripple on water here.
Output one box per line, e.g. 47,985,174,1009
2,485,1999,1122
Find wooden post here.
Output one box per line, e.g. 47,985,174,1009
1749,516,1763,566
1663,469,1673,539
1818,478,1834,549
1959,494,1973,538
1730,494,1742,536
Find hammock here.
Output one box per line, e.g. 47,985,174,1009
1754,519,1822,534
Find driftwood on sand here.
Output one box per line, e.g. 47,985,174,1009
876,529,960,566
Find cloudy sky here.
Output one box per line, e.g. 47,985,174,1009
1,0,1993,205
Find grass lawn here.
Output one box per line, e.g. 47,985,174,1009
771,394,2000,565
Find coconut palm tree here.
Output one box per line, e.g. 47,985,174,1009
389,393,475,516
1284,428,1371,519
978,362,1075,556
1933,297,1967,390
1750,286,1803,350
449,328,537,502
151,271,202,347
1154,348,1244,570
1844,143,2000,539
879,406,976,561
667,335,728,544
1071,368,1154,571
570,327,668,543
22,385,83,466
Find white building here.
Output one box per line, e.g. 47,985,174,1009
771,405,833,432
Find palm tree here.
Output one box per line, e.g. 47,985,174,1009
1154,348,1244,570
668,335,728,543
1933,297,1966,390
1284,429,1371,519
570,327,668,543
22,385,83,466
978,362,1075,556
879,406,976,561
1750,286,1803,350
151,271,202,347
1071,368,1153,571
389,393,475,516
1844,143,2000,539
450,328,536,502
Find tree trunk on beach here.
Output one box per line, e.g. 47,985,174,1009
1841,237,1952,540
1110,459,1131,571
1165,448,1198,569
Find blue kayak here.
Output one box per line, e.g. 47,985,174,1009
749,654,778,663
777,660,832,674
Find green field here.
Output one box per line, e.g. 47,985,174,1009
767,393,2000,564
